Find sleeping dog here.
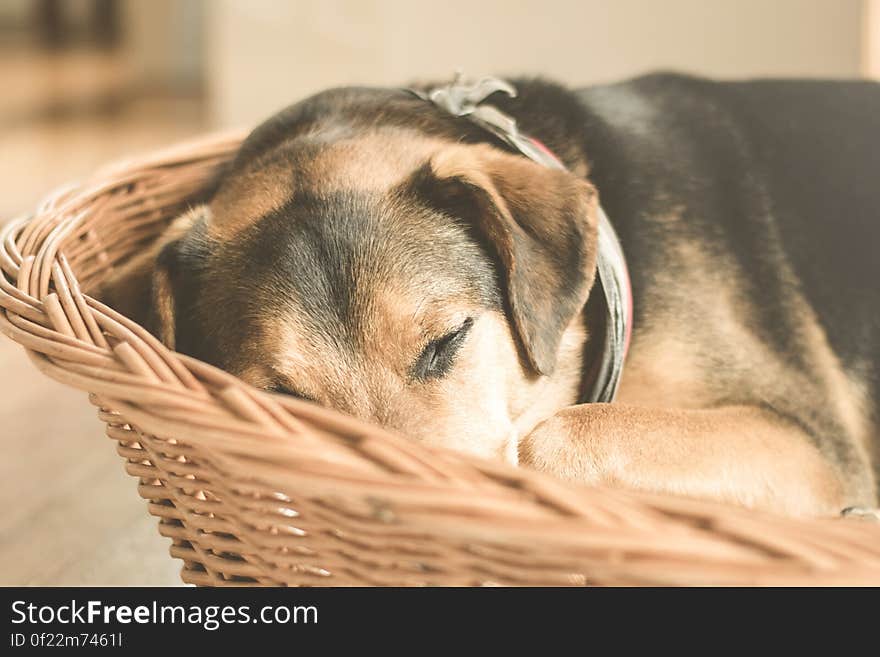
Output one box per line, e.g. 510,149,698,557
102,73,880,517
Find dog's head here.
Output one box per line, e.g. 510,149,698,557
106,88,600,462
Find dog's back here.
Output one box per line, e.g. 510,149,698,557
722,79,880,370
572,73,880,492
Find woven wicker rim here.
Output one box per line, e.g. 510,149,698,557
2,130,880,586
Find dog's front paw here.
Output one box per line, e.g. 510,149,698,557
517,411,607,485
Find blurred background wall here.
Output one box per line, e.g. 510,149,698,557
2,0,878,217
208,0,868,125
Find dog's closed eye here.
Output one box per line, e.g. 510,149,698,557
411,317,474,382
268,382,315,402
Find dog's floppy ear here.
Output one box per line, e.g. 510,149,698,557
98,205,209,350
416,144,599,375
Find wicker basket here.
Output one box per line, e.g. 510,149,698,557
2,131,880,587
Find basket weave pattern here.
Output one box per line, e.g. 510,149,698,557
2,131,880,586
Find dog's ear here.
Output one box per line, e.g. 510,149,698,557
98,205,209,350
414,145,599,375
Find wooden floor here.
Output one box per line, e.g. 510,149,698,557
0,51,208,585
0,348,183,585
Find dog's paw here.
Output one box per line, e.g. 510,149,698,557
840,507,880,522
517,412,605,485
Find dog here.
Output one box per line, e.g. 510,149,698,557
101,73,880,517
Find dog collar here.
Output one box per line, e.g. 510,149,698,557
407,75,633,403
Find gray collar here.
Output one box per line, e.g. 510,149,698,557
407,74,632,403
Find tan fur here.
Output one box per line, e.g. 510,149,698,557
510,315,588,438
519,404,847,516
208,131,451,241
300,131,447,192
430,144,598,242
238,272,585,464
793,297,876,496
151,267,176,350
208,159,293,241
616,338,712,409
